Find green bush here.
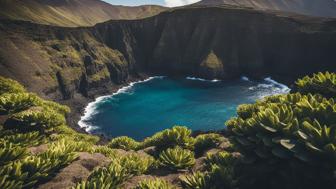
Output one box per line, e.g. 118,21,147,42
205,151,235,169
0,142,27,166
158,146,195,171
134,178,175,189
7,108,66,132
108,136,140,151
53,125,99,144
0,76,26,95
227,92,336,188
180,171,210,189
194,133,224,156
0,148,77,188
227,93,336,164
142,126,195,151
2,131,45,148
296,72,336,98
118,153,156,175
72,162,131,189
48,139,94,154
208,164,236,189
93,146,119,159
0,93,38,114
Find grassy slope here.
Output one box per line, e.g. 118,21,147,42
0,0,167,27
195,0,336,17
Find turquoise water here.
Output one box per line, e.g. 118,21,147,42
79,76,289,140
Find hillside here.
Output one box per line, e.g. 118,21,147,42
195,0,336,18
0,0,167,27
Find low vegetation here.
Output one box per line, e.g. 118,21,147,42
134,178,175,189
158,147,195,171
0,72,335,189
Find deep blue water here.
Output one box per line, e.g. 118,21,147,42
79,76,289,140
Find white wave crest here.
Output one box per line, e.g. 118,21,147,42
78,76,165,132
241,76,250,82
264,77,291,93
186,77,220,83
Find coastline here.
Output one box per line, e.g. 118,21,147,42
64,74,151,142
66,74,292,143
78,75,166,134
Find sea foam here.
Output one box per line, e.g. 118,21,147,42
78,76,165,132
186,77,221,83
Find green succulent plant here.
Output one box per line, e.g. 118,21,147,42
296,71,336,98
227,93,336,165
48,139,94,154
158,146,195,171
180,171,210,189
7,108,66,132
118,153,156,175
0,76,26,95
194,133,224,156
142,126,195,151
0,141,28,166
0,148,77,189
208,164,237,189
205,151,236,168
108,136,140,151
72,162,131,189
0,93,38,114
93,146,119,159
2,131,45,147
134,178,175,189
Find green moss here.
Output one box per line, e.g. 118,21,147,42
200,51,223,70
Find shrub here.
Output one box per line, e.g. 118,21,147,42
205,151,235,169
53,125,99,144
208,164,236,189
0,76,26,95
72,162,131,189
93,146,119,159
296,72,336,98
0,142,27,166
0,175,23,189
118,153,156,175
108,136,140,151
0,93,38,114
2,131,45,147
134,178,175,189
158,147,195,171
7,108,66,132
142,126,195,151
227,92,336,188
180,171,210,189
48,139,94,154
194,133,224,156
0,149,77,188
227,93,336,164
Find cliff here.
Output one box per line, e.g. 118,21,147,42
0,6,336,107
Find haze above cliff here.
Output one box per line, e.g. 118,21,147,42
195,0,336,18
0,0,167,27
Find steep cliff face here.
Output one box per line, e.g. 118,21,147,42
195,0,336,18
0,7,336,102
